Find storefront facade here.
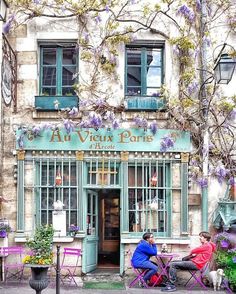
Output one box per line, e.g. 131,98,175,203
15,127,191,274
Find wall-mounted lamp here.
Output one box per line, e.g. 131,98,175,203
55,167,62,186
214,43,236,84
0,0,8,22
150,172,157,187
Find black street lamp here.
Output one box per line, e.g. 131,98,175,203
0,0,8,22
214,44,236,84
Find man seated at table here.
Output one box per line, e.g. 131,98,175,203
161,231,216,292
131,232,158,286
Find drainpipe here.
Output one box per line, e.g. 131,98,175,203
200,0,209,231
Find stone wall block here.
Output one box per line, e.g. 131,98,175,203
17,51,37,65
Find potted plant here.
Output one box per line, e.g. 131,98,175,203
23,225,54,294
0,223,12,238
68,224,80,236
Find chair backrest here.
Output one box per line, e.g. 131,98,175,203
61,247,82,267
1,246,24,256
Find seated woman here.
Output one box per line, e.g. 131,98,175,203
131,232,158,286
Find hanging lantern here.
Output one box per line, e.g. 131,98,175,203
150,173,158,187
55,167,62,186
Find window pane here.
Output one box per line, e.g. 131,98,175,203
147,49,161,66
127,49,141,65
63,48,77,65
147,67,161,87
62,87,76,96
43,67,56,86
126,87,141,95
41,87,56,96
62,66,76,86
43,48,56,65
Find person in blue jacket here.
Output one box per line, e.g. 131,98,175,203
131,232,158,285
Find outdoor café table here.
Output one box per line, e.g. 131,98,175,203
155,252,180,281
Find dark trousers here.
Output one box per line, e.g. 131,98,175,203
169,261,198,283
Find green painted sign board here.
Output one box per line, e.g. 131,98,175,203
16,128,191,152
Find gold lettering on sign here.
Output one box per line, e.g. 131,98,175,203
118,130,154,143
50,130,63,142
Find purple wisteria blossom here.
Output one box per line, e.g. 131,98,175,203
187,80,198,95
196,0,201,11
160,135,174,152
79,120,90,129
229,108,236,120
68,107,79,117
95,14,102,24
112,119,120,129
215,165,229,184
178,4,195,22
173,45,180,56
197,177,208,188
133,116,148,129
82,32,89,43
105,5,110,13
229,177,236,185
63,119,75,134
31,125,42,137
88,112,103,130
34,0,40,4
95,98,105,107
17,134,24,149
203,36,211,47
3,14,15,34
104,111,115,121
150,121,158,135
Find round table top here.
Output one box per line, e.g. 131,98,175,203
156,252,180,257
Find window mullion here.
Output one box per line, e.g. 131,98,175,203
141,48,147,96
57,48,62,95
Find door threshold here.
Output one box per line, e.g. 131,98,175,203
88,268,120,275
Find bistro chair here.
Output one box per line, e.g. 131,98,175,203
129,260,149,288
185,261,210,290
60,247,82,287
1,246,25,283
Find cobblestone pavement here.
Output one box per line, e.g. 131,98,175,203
0,280,228,294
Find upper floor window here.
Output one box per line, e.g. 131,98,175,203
125,42,165,110
40,44,77,96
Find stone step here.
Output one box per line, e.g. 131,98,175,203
82,269,123,282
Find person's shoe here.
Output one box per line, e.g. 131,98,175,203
161,284,177,292
138,281,145,288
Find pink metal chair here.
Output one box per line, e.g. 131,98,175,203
1,246,25,283
185,261,210,290
60,247,82,287
129,260,150,288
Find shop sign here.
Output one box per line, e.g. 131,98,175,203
16,128,191,152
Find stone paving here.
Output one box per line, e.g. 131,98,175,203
0,280,229,294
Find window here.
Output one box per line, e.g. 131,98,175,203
125,42,165,110
36,161,78,228
40,44,77,96
128,162,171,236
